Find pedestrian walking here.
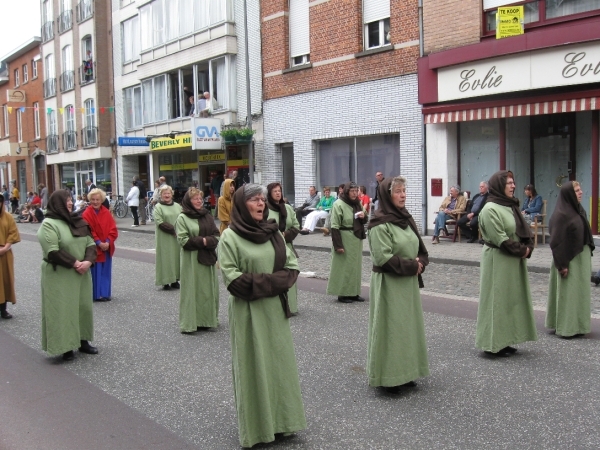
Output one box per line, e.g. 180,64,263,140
154,185,183,291
267,182,301,314
476,171,537,356
0,193,20,319
82,188,118,302
217,178,235,234
218,184,306,448
326,182,367,303
367,176,429,392
175,188,220,332
546,181,595,338
37,190,98,361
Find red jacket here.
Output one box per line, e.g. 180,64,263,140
82,205,118,263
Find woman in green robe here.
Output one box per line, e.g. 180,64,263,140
154,185,183,290
326,182,367,303
266,182,301,313
218,184,306,448
37,190,98,361
175,188,220,333
477,171,537,356
367,177,430,392
546,181,594,338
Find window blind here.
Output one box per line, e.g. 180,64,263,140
289,0,310,58
364,0,390,24
483,0,518,10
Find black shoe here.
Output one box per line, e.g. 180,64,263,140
1,310,13,319
478,239,485,245
354,295,366,302
384,381,416,393
170,281,180,289
484,350,511,357
79,341,98,355
299,229,310,235
467,238,476,243
163,284,171,291
500,346,517,354
338,296,353,303
63,350,75,361
592,276,600,286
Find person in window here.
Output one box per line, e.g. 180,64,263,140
83,50,93,82
546,181,594,339
0,193,20,319
431,186,467,244
218,184,305,447
520,184,543,225
476,171,537,357
154,186,182,291
183,86,194,115
200,91,216,117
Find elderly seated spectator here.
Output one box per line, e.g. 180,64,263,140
294,186,320,225
299,187,335,234
521,184,543,224
432,185,467,244
458,181,489,243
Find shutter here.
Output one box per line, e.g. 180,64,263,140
483,0,517,10
363,0,390,24
289,0,310,58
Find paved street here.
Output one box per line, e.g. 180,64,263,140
2,220,600,449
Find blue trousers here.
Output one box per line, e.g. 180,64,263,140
433,212,451,237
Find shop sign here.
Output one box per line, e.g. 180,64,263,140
118,136,149,147
191,118,222,150
437,41,600,102
228,159,249,167
159,162,198,171
198,153,225,162
6,90,25,103
496,6,523,40
150,134,192,151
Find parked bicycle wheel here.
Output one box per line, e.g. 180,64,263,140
115,201,128,218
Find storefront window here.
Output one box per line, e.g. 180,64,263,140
318,139,354,190
459,120,499,194
95,160,112,193
60,163,75,191
546,0,600,19
158,151,198,202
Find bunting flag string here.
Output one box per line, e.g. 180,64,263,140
4,105,117,113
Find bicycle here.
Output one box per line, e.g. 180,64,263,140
112,195,128,219
146,200,154,222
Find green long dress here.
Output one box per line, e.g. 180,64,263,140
38,218,95,356
367,223,429,386
268,204,300,313
175,213,220,332
154,202,182,286
218,228,306,448
476,203,538,352
545,246,592,337
326,201,363,297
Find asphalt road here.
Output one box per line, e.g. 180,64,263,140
1,227,600,449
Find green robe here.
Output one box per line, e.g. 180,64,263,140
37,218,95,355
268,204,300,313
326,200,363,296
545,245,592,337
154,202,182,286
218,228,306,448
175,213,220,332
476,203,538,352
367,224,429,386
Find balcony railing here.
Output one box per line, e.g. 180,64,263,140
60,71,75,92
63,131,77,151
41,21,54,42
57,10,73,34
43,78,56,98
79,62,94,85
81,126,98,147
76,0,93,23
46,134,59,154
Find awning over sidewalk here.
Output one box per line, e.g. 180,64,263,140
424,96,600,124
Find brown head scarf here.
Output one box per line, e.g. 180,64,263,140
339,182,366,240
181,189,220,265
549,181,595,270
45,190,91,238
266,182,287,233
486,171,532,240
229,185,291,316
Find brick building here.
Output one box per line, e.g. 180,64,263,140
260,0,424,227
419,0,600,233
0,37,46,206
41,0,115,196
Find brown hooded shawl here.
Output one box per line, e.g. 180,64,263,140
339,182,367,240
180,190,220,266
266,182,299,244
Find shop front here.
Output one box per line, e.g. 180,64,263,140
59,159,112,197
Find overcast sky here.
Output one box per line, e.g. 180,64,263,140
0,0,42,60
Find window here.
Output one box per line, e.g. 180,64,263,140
45,54,55,80
77,0,93,22
142,75,168,124
363,0,391,49
81,36,94,83
83,99,97,146
124,85,142,129
61,45,74,92
58,0,73,33
121,0,134,6
289,0,310,66
484,1,539,32
32,59,38,78
64,105,77,151
210,57,231,111
14,69,19,87
16,110,22,143
47,109,58,152
34,102,40,139
3,106,9,136
42,0,54,41
546,0,600,18
122,16,140,63
22,64,28,83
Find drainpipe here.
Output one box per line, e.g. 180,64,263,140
419,0,427,235
243,0,254,184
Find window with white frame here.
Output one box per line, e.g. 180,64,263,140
363,0,391,49
124,85,142,129
45,54,55,80
42,0,52,22
122,16,140,63
289,0,310,66
33,102,40,139
17,110,22,143
210,56,235,111
3,106,9,136
141,75,168,124
65,105,75,132
23,64,28,83
14,69,19,87
32,59,38,78
84,99,95,128
47,109,57,135
62,45,73,72
60,0,71,13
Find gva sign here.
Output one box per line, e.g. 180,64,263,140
191,118,222,150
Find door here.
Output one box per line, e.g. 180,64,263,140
17,160,26,204
281,144,295,205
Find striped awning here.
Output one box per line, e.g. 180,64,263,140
424,97,600,124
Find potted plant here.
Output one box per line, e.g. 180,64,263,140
220,128,238,144
236,127,255,144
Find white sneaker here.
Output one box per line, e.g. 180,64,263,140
131,224,139,227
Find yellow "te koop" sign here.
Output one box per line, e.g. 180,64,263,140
496,6,524,40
